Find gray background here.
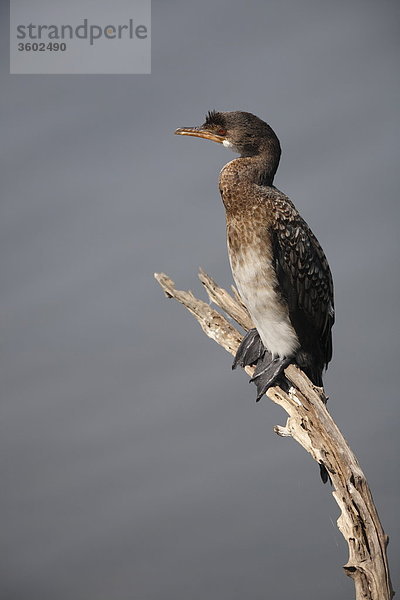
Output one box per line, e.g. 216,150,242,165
1,1,399,599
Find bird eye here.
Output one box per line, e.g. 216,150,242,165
217,127,226,136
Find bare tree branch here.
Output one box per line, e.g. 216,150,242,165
197,268,254,331
154,270,394,600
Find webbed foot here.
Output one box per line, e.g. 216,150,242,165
250,354,292,402
232,328,264,370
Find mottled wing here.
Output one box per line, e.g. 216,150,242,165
271,207,334,368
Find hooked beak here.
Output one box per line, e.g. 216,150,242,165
174,126,225,144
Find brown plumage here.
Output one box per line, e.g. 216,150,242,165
175,111,334,402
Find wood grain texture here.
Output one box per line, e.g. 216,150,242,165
154,270,394,600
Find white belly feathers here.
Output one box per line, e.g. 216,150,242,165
229,245,299,359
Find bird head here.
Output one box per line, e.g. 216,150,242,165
175,110,281,160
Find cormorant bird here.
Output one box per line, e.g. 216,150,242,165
175,111,334,404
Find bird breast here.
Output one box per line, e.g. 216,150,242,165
227,229,300,359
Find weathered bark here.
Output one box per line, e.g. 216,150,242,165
154,270,394,600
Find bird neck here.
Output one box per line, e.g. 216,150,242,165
219,152,280,214
243,150,279,186
222,150,279,188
